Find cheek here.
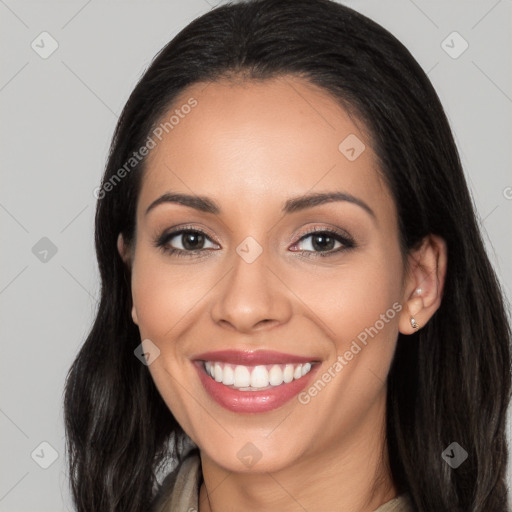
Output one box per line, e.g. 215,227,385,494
292,253,403,434
295,248,403,423
332,250,404,390
290,250,403,348
131,250,210,340
337,265,401,342
130,253,207,432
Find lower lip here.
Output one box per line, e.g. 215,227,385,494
194,361,319,413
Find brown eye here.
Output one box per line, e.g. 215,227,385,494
154,229,219,257
175,231,206,250
290,228,355,258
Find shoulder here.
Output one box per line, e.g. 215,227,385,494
150,449,202,512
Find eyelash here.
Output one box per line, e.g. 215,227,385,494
153,225,356,259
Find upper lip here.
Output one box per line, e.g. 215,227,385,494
192,349,319,366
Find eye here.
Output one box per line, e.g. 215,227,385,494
154,228,219,257
290,227,355,258
153,225,356,259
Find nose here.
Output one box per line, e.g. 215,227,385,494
210,243,292,334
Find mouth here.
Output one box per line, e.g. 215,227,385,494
192,350,321,413
203,360,314,390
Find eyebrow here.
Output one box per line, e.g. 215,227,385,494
145,191,375,219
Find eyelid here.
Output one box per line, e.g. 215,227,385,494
154,223,356,257
290,224,354,245
156,223,221,245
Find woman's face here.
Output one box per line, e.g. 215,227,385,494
122,76,415,474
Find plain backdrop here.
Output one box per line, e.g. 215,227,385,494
0,1,511,510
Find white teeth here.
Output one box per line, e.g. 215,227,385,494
269,365,284,386
214,362,223,382
203,361,314,390
222,365,235,386
283,364,294,383
205,361,214,378
250,365,269,388
233,365,251,387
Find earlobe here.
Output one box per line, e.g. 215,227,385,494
117,233,125,262
117,233,131,267
398,234,448,335
117,233,138,325
131,304,139,325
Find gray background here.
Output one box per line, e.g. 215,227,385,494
1,0,511,510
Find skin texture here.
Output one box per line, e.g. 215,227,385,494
118,76,447,512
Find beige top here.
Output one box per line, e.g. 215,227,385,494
150,450,413,512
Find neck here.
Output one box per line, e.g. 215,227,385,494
198,394,397,512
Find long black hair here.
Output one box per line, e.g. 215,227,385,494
63,0,511,510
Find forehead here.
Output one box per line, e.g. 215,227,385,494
138,76,394,224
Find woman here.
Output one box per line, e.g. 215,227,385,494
63,0,511,511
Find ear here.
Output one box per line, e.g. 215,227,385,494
116,233,139,325
117,232,131,267
398,234,447,335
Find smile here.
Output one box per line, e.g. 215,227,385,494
204,361,313,390
192,350,320,413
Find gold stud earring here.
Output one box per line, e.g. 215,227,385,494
410,317,419,329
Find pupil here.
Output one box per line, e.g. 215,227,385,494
183,232,204,250
312,234,334,251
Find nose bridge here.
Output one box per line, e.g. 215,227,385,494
210,234,289,331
